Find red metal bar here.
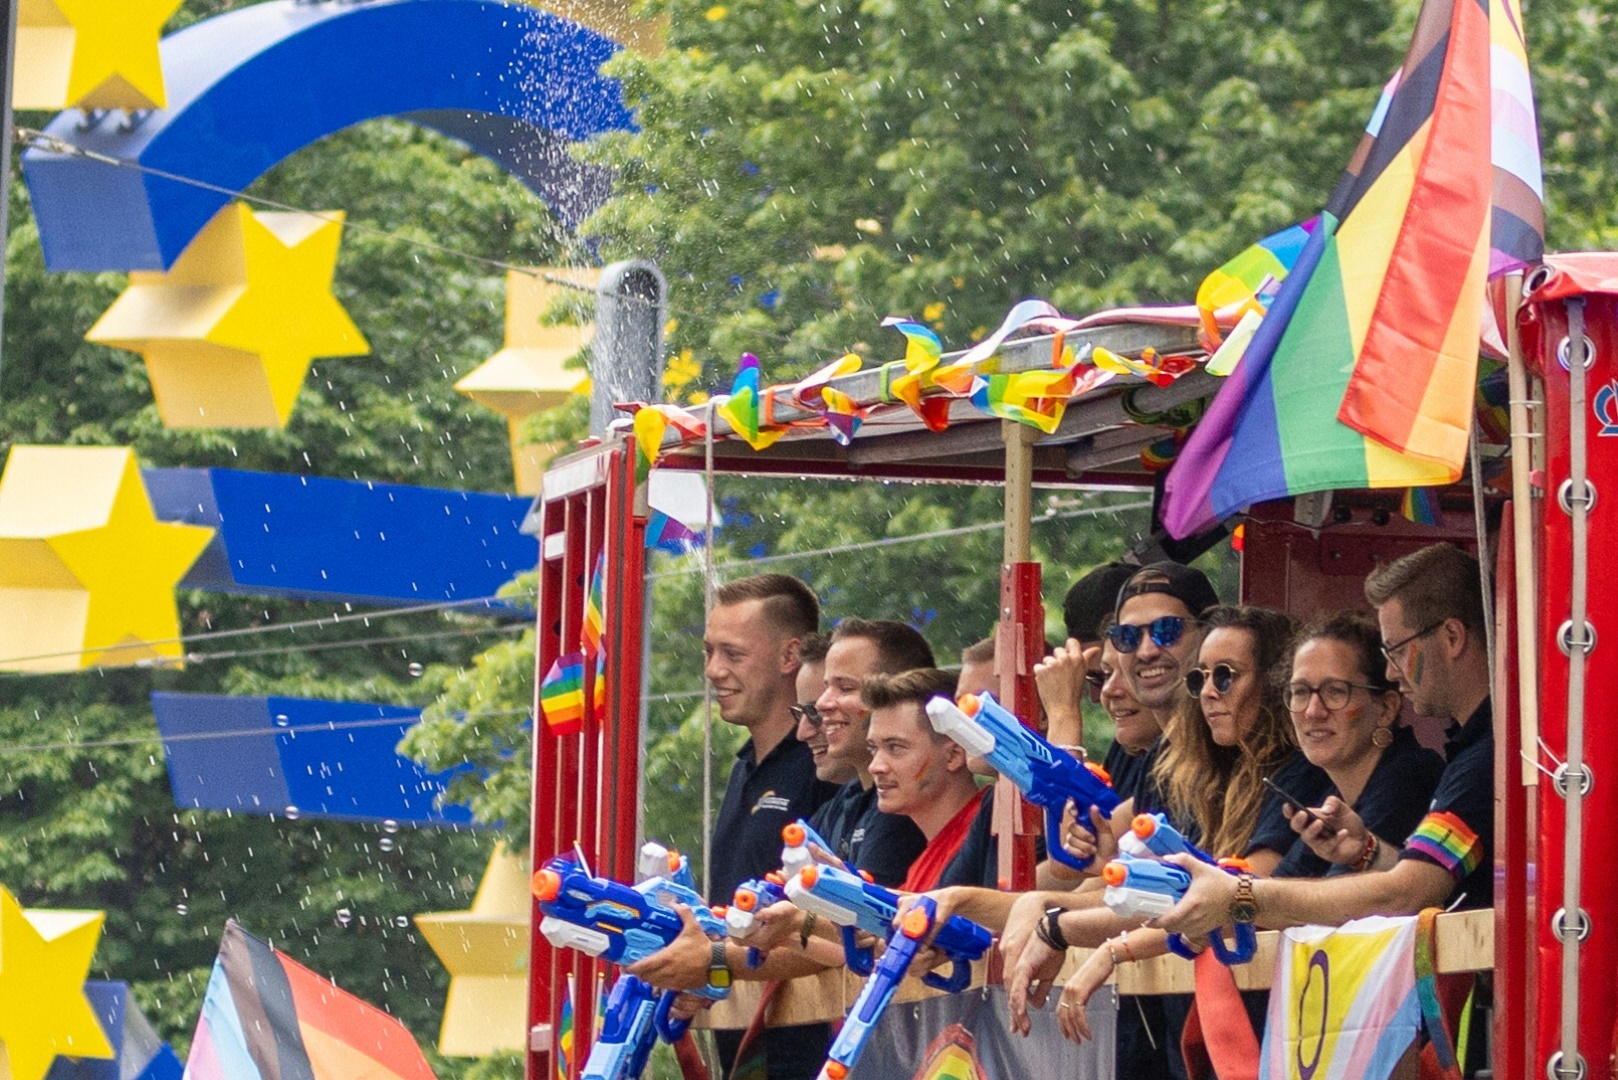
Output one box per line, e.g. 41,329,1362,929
606,441,647,883
558,497,590,1080
1494,500,1533,1080
528,497,568,1080
997,560,1043,891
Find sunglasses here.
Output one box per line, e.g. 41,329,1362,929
1107,615,1195,654
1184,663,1241,696
789,703,823,728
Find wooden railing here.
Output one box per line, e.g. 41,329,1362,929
697,908,1493,1029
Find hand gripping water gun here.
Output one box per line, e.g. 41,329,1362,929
532,852,729,1070
784,862,990,980
1099,853,1257,964
924,691,1121,869
721,872,788,969
1119,812,1217,864
815,895,992,1080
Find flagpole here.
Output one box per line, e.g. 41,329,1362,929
1504,271,1540,786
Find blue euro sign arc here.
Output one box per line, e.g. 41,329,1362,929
22,0,634,272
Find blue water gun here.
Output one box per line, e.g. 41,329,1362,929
780,818,844,878
925,691,1120,869
783,862,991,982
1119,812,1217,864
532,853,728,1051
814,895,991,1080
581,974,660,1080
723,872,788,969
1100,853,1257,964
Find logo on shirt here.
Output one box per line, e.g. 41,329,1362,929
752,791,792,815
849,826,867,847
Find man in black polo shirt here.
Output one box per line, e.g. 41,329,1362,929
1155,542,1494,925
629,573,837,1080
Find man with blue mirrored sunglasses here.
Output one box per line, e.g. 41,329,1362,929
1112,561,1220,715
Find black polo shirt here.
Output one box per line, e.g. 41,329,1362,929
1399,698,1494,910
1246,751,1333,860
1272,725,1446,879
848,792,928,887
1103,739,1156,803
708,732,840,906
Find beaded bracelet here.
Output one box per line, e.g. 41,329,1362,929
1352,832,1379,873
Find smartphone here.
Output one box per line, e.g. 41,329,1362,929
1262,776,1325,828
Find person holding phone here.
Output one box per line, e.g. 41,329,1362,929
1269,612,1445,877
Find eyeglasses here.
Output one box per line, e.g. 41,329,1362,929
789,703,823,728
1184,663,1241,696
1285,680,1386,712
1107,616,1196,654
1380,621,1445,667
1084,671,1107,701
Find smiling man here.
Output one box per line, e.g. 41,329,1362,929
860,667,993,891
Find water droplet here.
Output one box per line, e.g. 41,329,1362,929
336,908,353,927
382,819,400,834
407,662,425,677
273,713,291,727
395,915,411,928
284,806,301,820
175,903,189,915
378,836,396,852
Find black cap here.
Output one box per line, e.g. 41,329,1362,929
1115,561,1219,619
1062,562,1137,642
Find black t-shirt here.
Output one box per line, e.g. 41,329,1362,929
709,734,838,1080
1399,698,1494,910
808,779,869,862
708,733,840,906
1103,739,1156,803
1272,725,1447,879
848,794,928,887
1246,751,1333,860
935,784,1054,889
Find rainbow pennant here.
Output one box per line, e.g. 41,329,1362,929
556,973,576,1080
582,552,605,659
877,318,953,431
717,353,787,449
539,652,586,735
1161,0,1542,539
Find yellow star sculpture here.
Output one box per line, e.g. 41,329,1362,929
415,844,530,1056
0,446,215,673
0,886,114,1080
455,268,597,494
88,201,369,429
14,0,182,111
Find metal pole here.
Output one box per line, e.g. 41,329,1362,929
1505,272,1540,787
590,261,668,436
0,0,20,390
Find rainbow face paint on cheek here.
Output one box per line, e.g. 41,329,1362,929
1408,646,1425,686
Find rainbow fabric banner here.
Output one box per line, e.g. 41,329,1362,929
539,652,586,736
878,318,953,431
183,920,437,1080
717,353,787,449
1336,0,1544,467
1161,0,1541,538
1259,915,1422,1080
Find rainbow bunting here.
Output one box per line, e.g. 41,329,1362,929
628,402,707,485
593,647,607,713
968,368,1076,433
1335,0,1544,466
539,652,586,735
182,921,436,1080
877,318,952,431
716,353,787,450
1400,485,1446,526
1195,221,1315,344
1161,0,1540,539
790,354,867,445
646,510,704,554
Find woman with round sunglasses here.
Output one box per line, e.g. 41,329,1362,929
1011,606,1316,1051
1272,613,1445,878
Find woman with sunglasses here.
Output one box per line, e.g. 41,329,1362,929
1273,613,1445,878
1012,606,1315,1055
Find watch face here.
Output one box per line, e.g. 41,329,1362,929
1231,901,1258,924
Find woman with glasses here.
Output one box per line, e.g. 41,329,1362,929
1272,613,1445,878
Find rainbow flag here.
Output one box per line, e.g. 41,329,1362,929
1336,0,1544,467
539,652,586,736
581,552,605,659
1260,915,1422,1080
1161,0,1541,539
556,973,576,1080
182,920,436,1080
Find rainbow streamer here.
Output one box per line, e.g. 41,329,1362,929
717,353,787,449
646,510,704,554
791,353,867,445
1195,220,1315,344
969,368,1077,433
539,652,585,735
877,318,952,431
557,973,576,1080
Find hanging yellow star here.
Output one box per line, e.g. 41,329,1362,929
0,886,114,1080
454,268,596,494
88,201,368,429
414,844,529,1056
0,446,214,673
13,0,182,111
